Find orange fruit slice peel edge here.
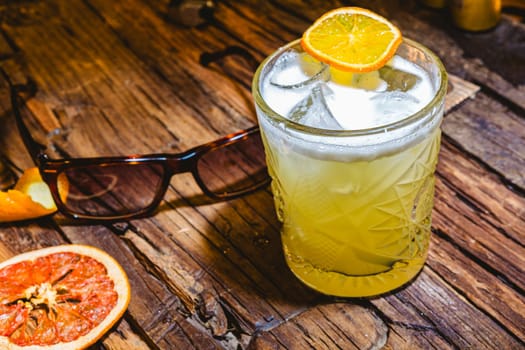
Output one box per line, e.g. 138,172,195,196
0,244,131,349
0,167,57,223
301,7,403,73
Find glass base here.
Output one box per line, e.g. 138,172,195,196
285,253,426,298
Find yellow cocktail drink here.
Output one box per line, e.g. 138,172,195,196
264,125,440,296
253,38,447,297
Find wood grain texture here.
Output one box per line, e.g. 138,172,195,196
0,0,523,349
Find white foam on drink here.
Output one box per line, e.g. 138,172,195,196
258,49,443,162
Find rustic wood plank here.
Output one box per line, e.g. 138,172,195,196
2,0,263,161
247,266,522,349
247,302,390,350
429,227,525,339
0,75,21,189
0,29,16,60
0,1,523,349
82,0,260,131
127,193,320,326
430,141,525,338
0,66,32,166
412,6,525,109
375,268,523,349
1,3,197,152
60,224,226,349
442,93,525,190
101,320,151,350
437,139,525,247
445,75,480,113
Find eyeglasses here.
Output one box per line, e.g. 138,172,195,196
11,80,269,221
10,69,269,221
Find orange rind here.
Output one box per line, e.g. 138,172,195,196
0,167,67,223
301,7,402,73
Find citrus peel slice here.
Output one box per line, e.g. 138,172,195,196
0,167,68,223
301,7,402,73
0,244,131,349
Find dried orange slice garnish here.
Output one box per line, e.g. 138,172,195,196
0,244,131,349
301,7,402,73
0,167,68,223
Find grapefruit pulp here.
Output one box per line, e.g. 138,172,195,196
0,244,131,349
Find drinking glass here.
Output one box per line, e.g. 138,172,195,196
252,38,447,297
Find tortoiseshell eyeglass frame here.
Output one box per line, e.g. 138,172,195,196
9,46,269,221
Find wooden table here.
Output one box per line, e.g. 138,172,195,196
0,1,523,349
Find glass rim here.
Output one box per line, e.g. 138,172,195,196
252,38,448,137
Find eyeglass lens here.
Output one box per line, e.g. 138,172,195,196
57,163,165,217
54,131,268,218
197,131,267,197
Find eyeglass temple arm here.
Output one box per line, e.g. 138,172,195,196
9,82,48,165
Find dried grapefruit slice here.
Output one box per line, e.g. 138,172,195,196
0,245,131,349
301,7,402,72
0,167,68,223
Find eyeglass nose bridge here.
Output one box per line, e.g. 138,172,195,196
163,152,195,171
161,146,207,183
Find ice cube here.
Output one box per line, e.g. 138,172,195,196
352,70,386,91
270,51,329,89
288,84,343,130
379,66,421,92
370,91,421,123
